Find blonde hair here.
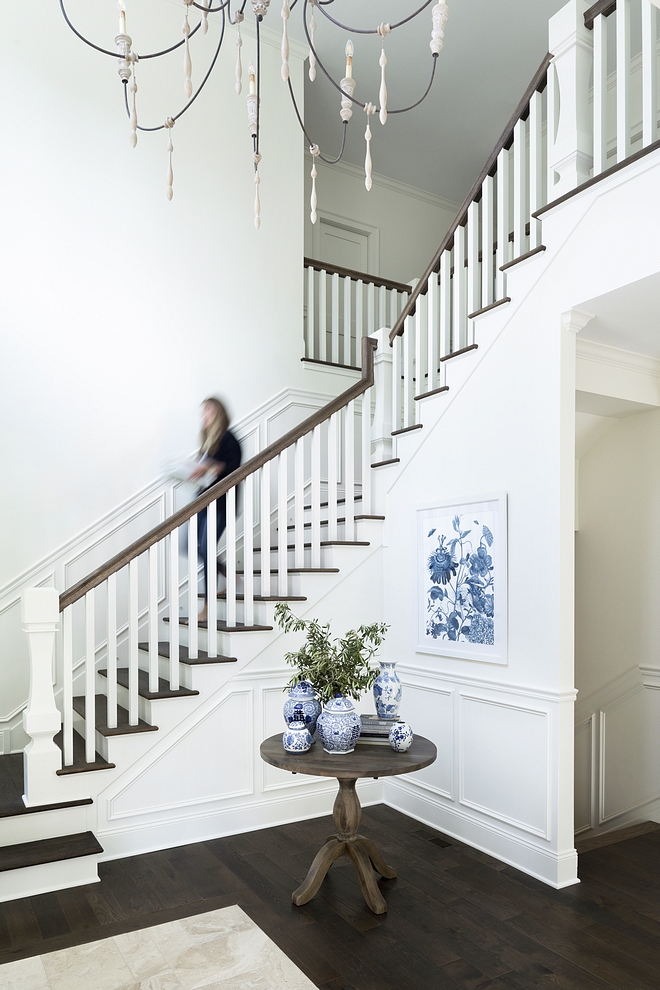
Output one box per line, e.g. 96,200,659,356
200,397,229,456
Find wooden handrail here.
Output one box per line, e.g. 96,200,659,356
304,257,411,295
388,51,553,345
59,335,378,613
584,0,616,30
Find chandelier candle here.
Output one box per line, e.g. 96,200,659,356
118,0,126,36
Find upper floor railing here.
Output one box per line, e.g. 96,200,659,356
304,257,410,370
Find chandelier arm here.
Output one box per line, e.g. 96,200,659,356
190,0,231,12
312,0,436,35
123,8,226,131
303,3,438,115
286,77,347,165
58,0,205,60
228,0,250,25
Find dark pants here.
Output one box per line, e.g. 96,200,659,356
197,497,227,598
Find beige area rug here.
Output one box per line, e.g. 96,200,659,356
0,905,316,990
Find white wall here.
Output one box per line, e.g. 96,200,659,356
303,157,458,283
0,4,313,591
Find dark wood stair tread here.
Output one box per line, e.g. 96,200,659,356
285,516,384,530
72,695,158,736
164,618,273,632
236,568,339,575
209,593,307,602
99,668,199,700
55,729,115,775
0,755,93,819
253,541,369,552
138,642,238,665
0,831,103,873
304,496,362,511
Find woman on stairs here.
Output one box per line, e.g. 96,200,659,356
189,397,242,624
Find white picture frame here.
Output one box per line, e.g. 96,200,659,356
417,493,508,664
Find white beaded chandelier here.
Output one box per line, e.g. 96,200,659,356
59,1,450,227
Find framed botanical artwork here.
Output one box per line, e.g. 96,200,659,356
417,493,508,664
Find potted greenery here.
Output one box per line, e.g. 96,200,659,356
274,604,388,754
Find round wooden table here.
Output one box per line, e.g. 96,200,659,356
260,733,437,915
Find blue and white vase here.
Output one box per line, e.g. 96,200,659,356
373,661,402,719
282,720,313,753
316,694,361,755
389,721,414,753
283,681,322,737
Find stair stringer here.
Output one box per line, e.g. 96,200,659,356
367,150,660,888
45,534,385,861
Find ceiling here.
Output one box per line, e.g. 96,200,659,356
579,272,660,360
292,0,567,203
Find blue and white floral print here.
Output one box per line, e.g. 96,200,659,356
426,513,495,645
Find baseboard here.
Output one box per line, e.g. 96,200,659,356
384,778,578,889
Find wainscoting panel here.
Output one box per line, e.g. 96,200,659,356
600,685,660,824
398,682,453,799
574,715,594,833
460,695,549,838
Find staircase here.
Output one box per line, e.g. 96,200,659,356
5,0,660,901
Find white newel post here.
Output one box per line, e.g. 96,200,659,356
21,588,63,807
371,327,394,463
547,0,593,201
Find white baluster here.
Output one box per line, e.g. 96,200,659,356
427,275,439,394
148,544,158,692
593,13,607,175
616,0,631,162
453,224,466,351
372,326,394,463
467,200,480,341
244,474,255,627
128,557,139,725
512,118,526,259
84,590,95,763
355,279,364,366
481,175,494,307
306,264,315,359
107,573,117,729
278,451,288,598
168,528,180,690
496,148,509,299
391,331,401,433
311,425,321,568
403,314,414,427
319,269,327,362
188,512,198,659
226,487,237,627
21,588,62,805
294,439,305,569
344,401,355,540
367,281,375,337
207,501,217,657
261,459,271,595
415,292,425,401
361,389,372,515
331,272,340,364
328,412,339,542
528,90,544,247
439,251,451,362
343,276,352,366
642,0,657,148
379,285,387,329
63,605,73,766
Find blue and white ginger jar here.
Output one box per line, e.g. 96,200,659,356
283,680,322,737
373,661,402,719
282,720,313,753
389,721,414,753
316,694,361,755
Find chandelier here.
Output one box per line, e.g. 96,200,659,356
59,1,449,227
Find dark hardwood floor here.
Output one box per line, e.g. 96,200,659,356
1,806,659,989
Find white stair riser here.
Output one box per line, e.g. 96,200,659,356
0,855,100,903
0,804,90,847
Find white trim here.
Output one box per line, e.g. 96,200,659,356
576,338,660,378
398,663,577,704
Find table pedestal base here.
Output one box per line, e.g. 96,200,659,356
292,778,396,915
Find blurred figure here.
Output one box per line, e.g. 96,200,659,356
189,397,242,623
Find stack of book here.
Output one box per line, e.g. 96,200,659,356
357,714,401,746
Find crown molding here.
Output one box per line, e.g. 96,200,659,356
576,338,660,379
304,153,460,213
